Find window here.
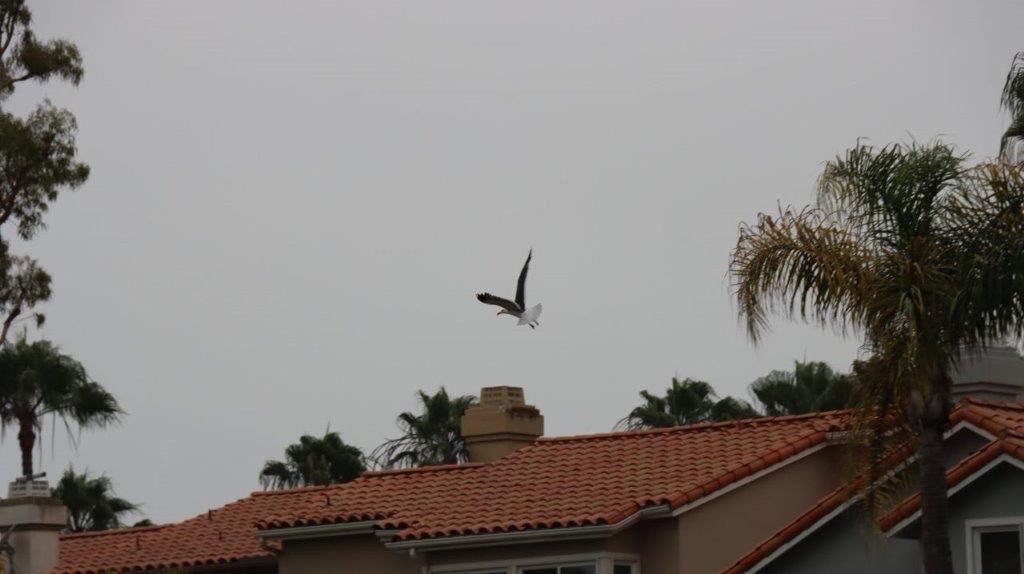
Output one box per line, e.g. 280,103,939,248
521,565,596,574
613,564,637,574
968,519,1024,574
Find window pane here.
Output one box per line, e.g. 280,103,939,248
614,566,634,574
521,569,558,574
560,567,595,574
981,530,1022,574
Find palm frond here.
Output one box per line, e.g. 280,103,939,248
1001,52,1024,158
731,207,872,342
371,387,476,469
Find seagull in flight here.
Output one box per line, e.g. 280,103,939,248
476,249,542,329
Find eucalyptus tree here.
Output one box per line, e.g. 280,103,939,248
372,388,476,468
54,467,139,532
750,361,854,416
0,0,83,99
0,336,121,476
730,140,1024,574
617,378,758,430
0,0,89,342
259,430,365,490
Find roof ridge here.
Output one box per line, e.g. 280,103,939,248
252,484,333,497
537,410,848,443
960,397,1024,410
59,524,168,539
360,462,485,478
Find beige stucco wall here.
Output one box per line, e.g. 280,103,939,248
637,518,680,574
675,445,845,574
278,535,421,574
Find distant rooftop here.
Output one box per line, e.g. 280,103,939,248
952,345,1024,403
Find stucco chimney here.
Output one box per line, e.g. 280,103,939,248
461,386,543,463
0,479,67,574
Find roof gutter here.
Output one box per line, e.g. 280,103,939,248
383,504,671,552
257,520,378,541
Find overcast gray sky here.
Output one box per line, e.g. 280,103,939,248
3,1,1021,523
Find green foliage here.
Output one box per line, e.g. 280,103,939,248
0,0,83,100
371,387,476,468
0,335,122,476
1002,52,1024,161
259,430,365,490
0,102,90,240
750,361,854,416
730,140,1024,572
0,243,49,340
617,378,758,430
0,1,87,343
54,467,139,532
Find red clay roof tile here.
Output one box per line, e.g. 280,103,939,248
54,410,848,573
255,411,848,540
54,494,280,574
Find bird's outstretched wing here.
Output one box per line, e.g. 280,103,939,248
476,293,520,313
514,249,532,310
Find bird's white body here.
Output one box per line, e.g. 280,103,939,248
516,303,543,326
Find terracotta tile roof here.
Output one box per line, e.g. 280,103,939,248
952,397,1024,436
722,399,1024,573
877,434,1024,533
257,411,849,540
53,494,281,574
53,411,849,572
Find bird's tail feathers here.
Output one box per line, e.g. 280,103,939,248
517,303,543,325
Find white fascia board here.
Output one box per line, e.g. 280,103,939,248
257,519,378,541
384,505,671,552
885,455,1024,538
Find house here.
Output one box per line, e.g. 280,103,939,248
722,398,1024,574
41,349,1024,574
53,387,853,574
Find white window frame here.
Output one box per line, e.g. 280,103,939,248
965,516,1024,574
428,552,641,574
519,561,597,574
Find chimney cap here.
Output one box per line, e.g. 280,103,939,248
479,386,526,407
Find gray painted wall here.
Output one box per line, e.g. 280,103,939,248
946,463,1024,574
945,430,990,468
765,461,1024,574
763,509,922,574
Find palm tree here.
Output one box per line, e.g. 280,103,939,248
730,141,1024,574
0,337,121,477
371,387,476,468
750,361,854,416
618,378,758,430
259,430,365,489
1002,52,1024,162
53,467,139,532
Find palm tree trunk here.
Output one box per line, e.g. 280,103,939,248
918,403,953,574
17,414,36,477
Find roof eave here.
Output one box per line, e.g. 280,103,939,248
256,519,379,541
383,504,672,553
